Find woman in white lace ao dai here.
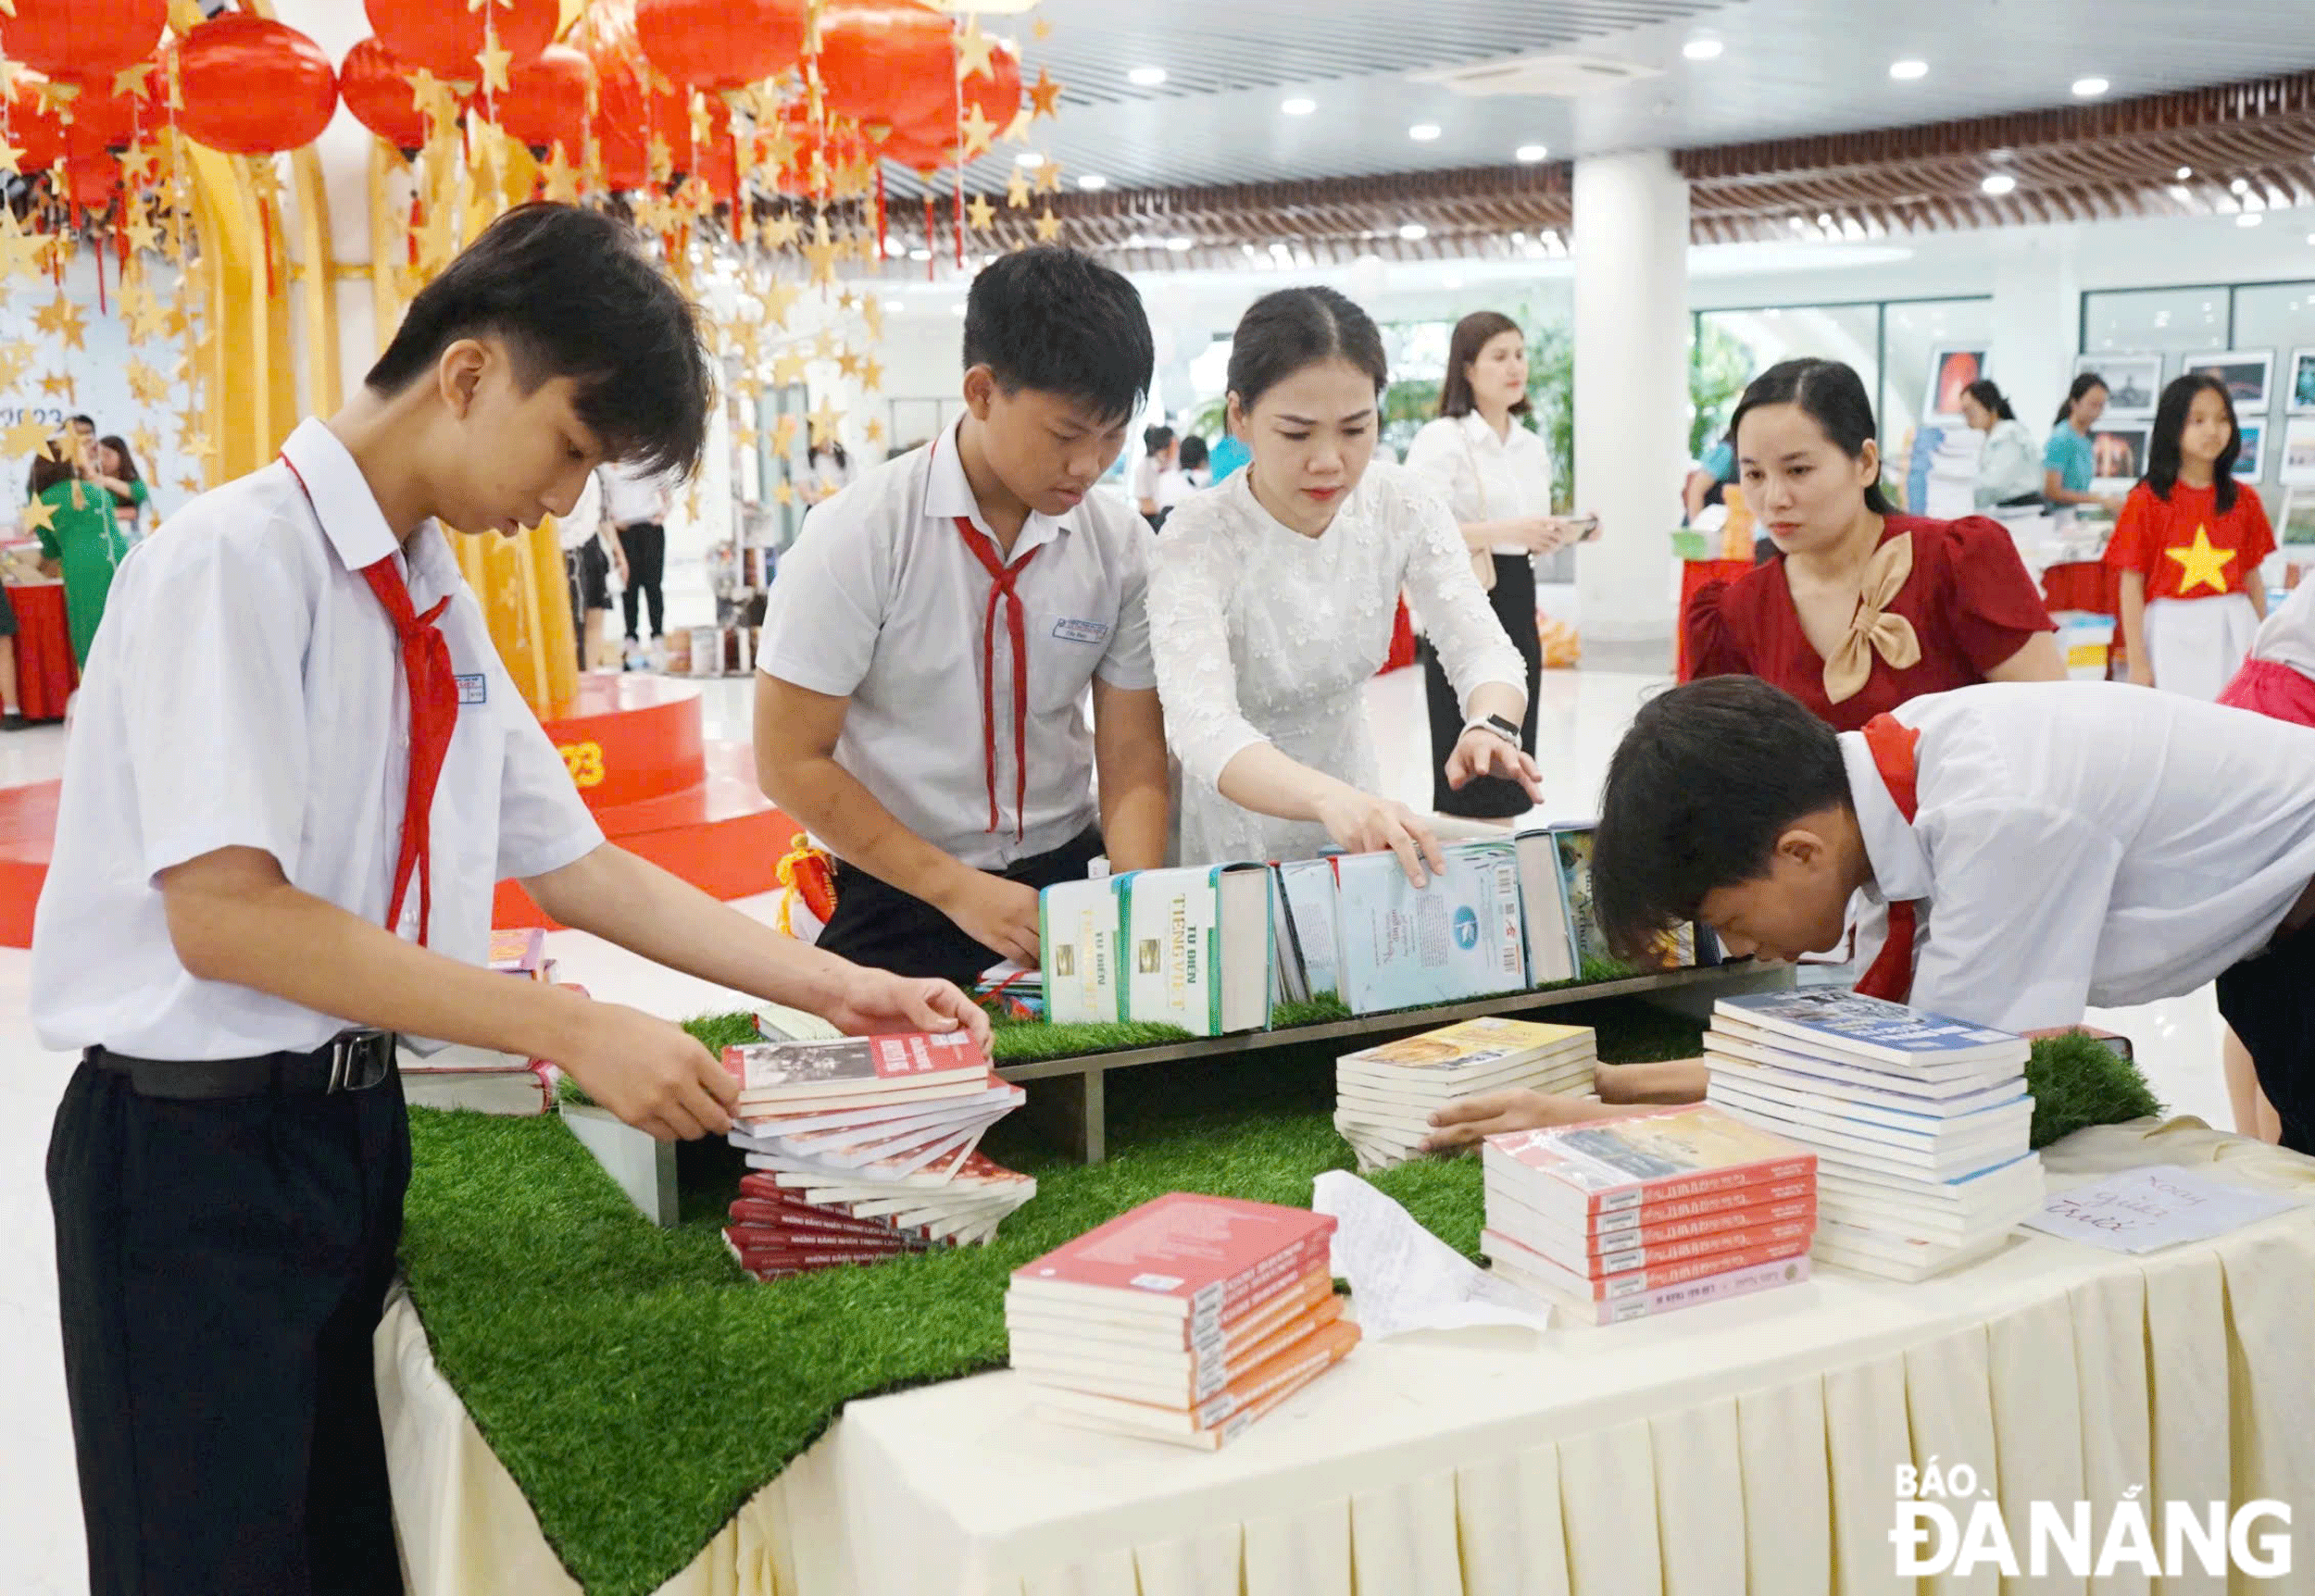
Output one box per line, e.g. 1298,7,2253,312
1147,287,1538,884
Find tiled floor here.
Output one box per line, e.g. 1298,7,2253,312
0,667,2238,1593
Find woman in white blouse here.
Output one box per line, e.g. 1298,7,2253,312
1147,287,1539,884
1403,311,1592,819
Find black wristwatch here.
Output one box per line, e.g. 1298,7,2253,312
1463,713,1523,751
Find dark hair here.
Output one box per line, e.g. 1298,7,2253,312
1961,380,2015,423
2055,372,2107,427
69,414,94,430
1178,435,1208,471
1143,425,1175,456
365,203,714,480
962,245,1152,426
28,442,77,500
1437,310,1530,419
1728,358,1893,517
2146,372,2241,514
1227,286,1389,412
1592,677,1850,961
808,441,848,470
97,433,142,508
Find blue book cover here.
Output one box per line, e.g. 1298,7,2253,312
1333,841,1528,1016
1716,990,2026,1067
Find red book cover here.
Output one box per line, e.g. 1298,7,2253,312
1585,1178,1817,1236
722,1232,917,1271
721,1031,991,1098
1484,1105,1815,1217
725,1214,932,1251
725,1224,926,1257
1010,1193,1336,1323
1493,1191,1818,1255
728,1196,914,1236
1487,1213,1815,1281
1483,1228,1811,1301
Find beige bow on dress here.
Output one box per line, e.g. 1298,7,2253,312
1821,532,1921,704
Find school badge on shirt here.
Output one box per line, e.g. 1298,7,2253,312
456,673,488,705
1051,618,1111,645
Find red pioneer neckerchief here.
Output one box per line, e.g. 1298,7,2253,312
1851,712,1921,1004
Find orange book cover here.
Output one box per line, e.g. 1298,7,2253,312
1010,1192,1335,1322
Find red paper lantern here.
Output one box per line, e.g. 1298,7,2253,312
174,15,338,156
339,36,437,154
365,0,557,84
634,0,806,94
2,74,67,174
496,44,593,154
0,0,166,80
58,86,141,213
694,97,739,205
575,4,695,190
959,44,1021,131
818,0,955,131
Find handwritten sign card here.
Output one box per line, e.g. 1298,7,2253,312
2021,1167,2300,1254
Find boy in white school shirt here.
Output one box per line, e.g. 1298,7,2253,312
755,247,1170,988
1424,676,2315,1155
31,205,987,1596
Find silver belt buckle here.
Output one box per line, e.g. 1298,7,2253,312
327,1030,393,1093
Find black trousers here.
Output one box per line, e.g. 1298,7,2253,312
1422,553,1542,818
2219,916,2315,1155
47,1061,411,1596
619,520,667,642
818,826,1105,989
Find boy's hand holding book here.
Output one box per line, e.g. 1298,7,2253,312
1420,1086,1621,1150
557,1002,739,1142
939,870,1043,967
820,967,992,1051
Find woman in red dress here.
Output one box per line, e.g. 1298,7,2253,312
1684,358,2066,728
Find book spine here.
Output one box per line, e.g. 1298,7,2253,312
1577,1254,1812,1327
1193,1323,1359,1430
1583,1237,1809,1299
1504,1216,1817,1281
1183,1232,1335,1335
1574,1157,1819,1216
1501,1192,1819,1253
1585,1178,1817,1235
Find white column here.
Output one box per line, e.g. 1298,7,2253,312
1989,227,2083,438
1571,149,1690,668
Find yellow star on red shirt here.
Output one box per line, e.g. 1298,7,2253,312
2164,525,2236,595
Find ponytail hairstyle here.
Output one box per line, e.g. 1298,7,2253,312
1961,379,2015,422
2056,372,2107,427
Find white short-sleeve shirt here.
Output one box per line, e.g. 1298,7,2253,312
30,418,605,1059
1403,412,1554,556
600,459,670,527
1846,680,2315,1033
757,417,1157,873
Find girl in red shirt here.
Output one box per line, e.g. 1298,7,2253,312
1683,358,2063,731
2106,372,2272,700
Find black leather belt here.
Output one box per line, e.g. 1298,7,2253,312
88,1029,398,1101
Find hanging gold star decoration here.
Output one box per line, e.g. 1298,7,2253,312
1033,206,1062,243
837,290,859,313
770,477,795,506
860,356,884,392
132,426,162,466
539,143,580,205
812,329,838,360
1028,69,1062,120
955,16,997,83
807,398,843,448
124,284,170,345
761,280,802,326
1002,106,1034,145
122,216,161,256
802,216,840,286
771,349,808,386
865,417,886,444
37,369,71,399
0,341,29,384
1006,167,1031,208
836,349,862,380
772,414,800,452
166,0,204,32
178,474,202,495
475,37,514,96
862,296,884,340
19,493,57,536
958,102,997,160
1034,159,1063,195
647,134,674,185
0,136,22,179
965,192,995,230
1032,16,1053,39
112,60,156,101
181,431,218,466
125,359,171,405
0,60,21,97
32,77,79,120
34,293,87,350
405,68,457,122
761,211,803,249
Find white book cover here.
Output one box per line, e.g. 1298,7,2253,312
1704,1066,2033,1141
1333,841,1529,1015
1512,828,1576,985
1119,864,1272,1035
1275,857,1343,1000
1811,1149,2044,1211
1705,1039,2028,1112
1707,1019,2022,1087
1041,877,1125,1026
1708,1088,2027,1174
1713,991,2029,1070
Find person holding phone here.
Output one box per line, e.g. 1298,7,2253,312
1404,311,1596,821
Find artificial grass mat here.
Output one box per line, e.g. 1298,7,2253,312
401,1003,2161,1594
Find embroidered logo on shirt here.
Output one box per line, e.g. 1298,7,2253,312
1050,618,1111,644
455,673,488,705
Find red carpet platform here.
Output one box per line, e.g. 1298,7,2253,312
0,674,794,949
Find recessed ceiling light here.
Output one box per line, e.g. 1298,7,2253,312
1409,123,1442,142
1077,174,1107,191
1889,59,1928,81
1398,222,1429,240
1281,96,1315,116
1515,143,1548,163
907,247,932,261
1444,273,1465,288
1014,152,1045,168
1128,66,1167,87
2071,76,2109,97
1981,173,2018,196
1164,236,1193,252
882,236,907,258
1682,38,1722,60
2232,178,2251,194
882,299,902,314
2177,166,2194,180
2238,212,2264,229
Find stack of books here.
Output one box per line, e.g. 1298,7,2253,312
399,1042,559,1116
1333,1016,1598,1171
1480,1105,1818,1326
1007,1193,1358,1450
1703,991,2044,1282
488,927,555,983
971,960,1045,1022
720,1030,1035,1280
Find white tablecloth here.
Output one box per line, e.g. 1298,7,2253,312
378,1117,2315,1595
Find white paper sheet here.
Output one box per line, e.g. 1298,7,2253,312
2020,1166,2301,1254
1310,1169,1555,1339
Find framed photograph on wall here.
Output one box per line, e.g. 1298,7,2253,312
2290,348,2315,415
1921,344,1991,424
2089,423,2150,489
2282,417,2315,488
2078,353,2163,418
2181,350,2274,414
2235,421,2264,480
2280,489,2315,546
